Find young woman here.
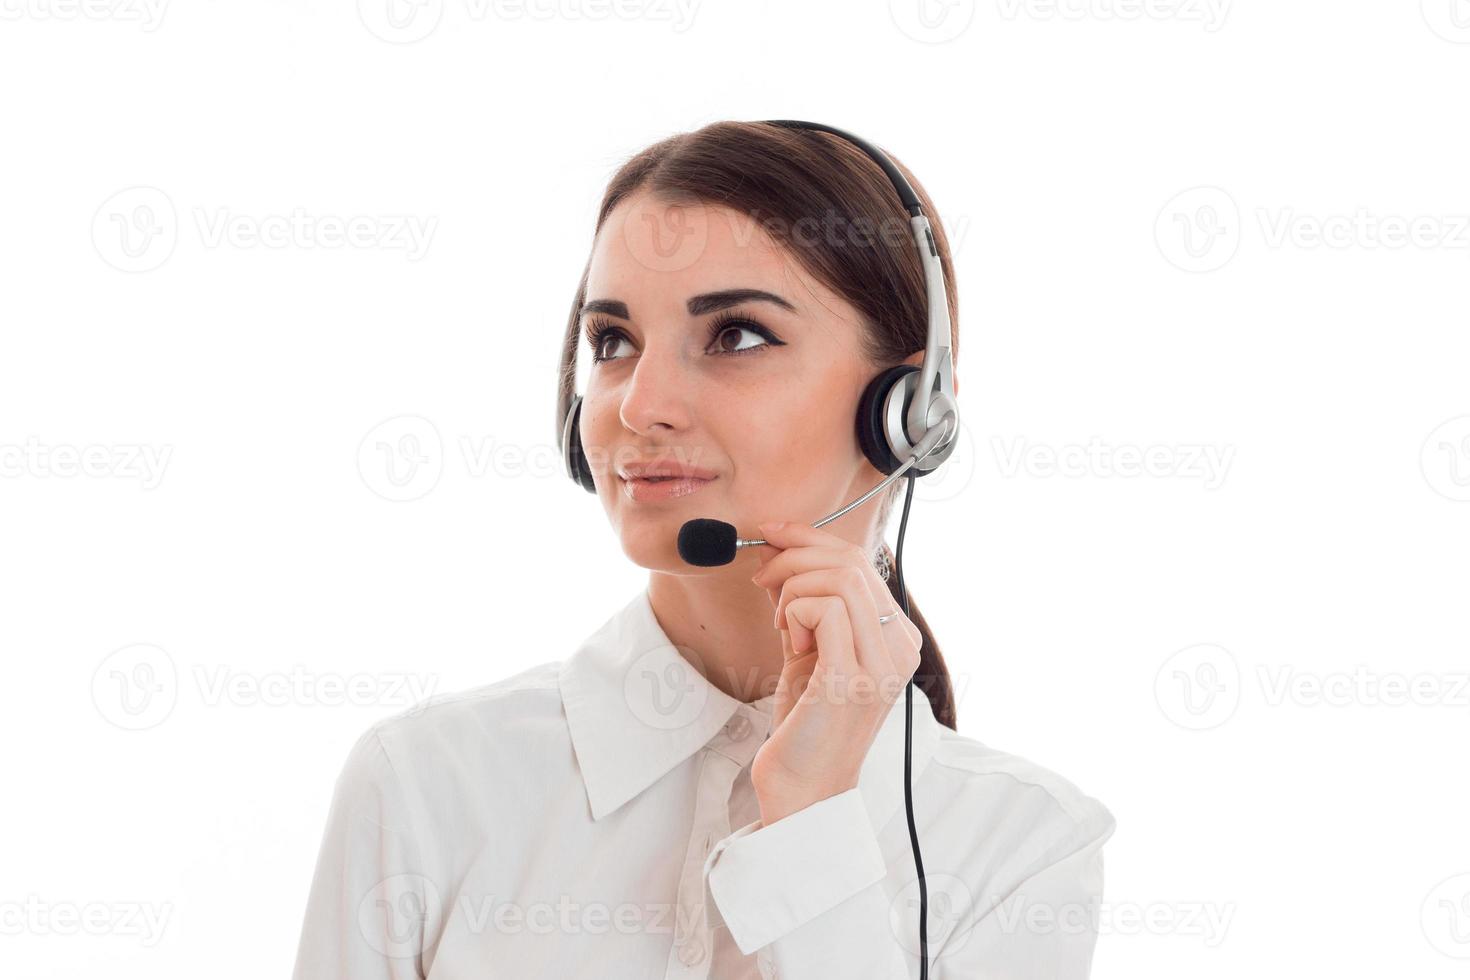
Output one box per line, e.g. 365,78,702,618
291,120,1115,979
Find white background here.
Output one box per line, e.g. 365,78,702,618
2,1,1468,977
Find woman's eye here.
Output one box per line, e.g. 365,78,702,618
710,322,769,356
593,333,631,361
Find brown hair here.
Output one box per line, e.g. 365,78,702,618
556,121,960,731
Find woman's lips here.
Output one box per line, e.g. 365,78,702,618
620,474,716,503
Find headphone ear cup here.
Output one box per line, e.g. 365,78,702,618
856,364,920,475
562,395,598,494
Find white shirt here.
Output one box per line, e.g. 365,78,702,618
290,585,1115,979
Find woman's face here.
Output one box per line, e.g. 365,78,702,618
578,189,919,573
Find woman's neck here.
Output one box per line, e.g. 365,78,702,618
647,570,786,704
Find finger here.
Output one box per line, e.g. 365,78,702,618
745,540,784,566
744,520,838,567
757,521,856,551
753,543,919,663
768,604,804,728
753,545,889,614
886,608,924,657
784,594,859,680
776,567,895,679
752,544,858,590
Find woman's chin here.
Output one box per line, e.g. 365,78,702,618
616,517,739,574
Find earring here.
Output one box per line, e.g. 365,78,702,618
871,546,892,583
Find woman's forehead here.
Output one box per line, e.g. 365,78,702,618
587,194,833,319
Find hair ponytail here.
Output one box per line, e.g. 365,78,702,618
876,528,957,730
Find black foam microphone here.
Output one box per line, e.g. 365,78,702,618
675,414,955,567
677,519,740,567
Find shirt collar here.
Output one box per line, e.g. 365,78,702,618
557,584,943,832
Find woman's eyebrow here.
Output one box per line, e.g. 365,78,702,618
578,288,796,322
579,298,629,320
686,288,796,316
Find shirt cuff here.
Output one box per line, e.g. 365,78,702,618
702,787,887,955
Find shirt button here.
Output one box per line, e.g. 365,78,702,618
725,714,752,741
677,938,706,966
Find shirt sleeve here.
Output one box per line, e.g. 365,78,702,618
702,786,1116,979
929,808,1115,979
702,787,912,977
290,726,434,980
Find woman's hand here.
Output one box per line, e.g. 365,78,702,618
746,521,924,826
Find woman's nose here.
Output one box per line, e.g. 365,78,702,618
617,342,694,436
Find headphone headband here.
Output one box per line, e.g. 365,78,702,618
761,119,926,215
760,120,957,461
